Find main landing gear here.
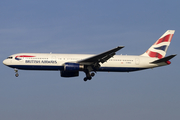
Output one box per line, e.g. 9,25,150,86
83,71,95,82
14,68,19,77
83,64,100,81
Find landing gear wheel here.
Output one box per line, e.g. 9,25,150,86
14,68,19,77
88,76,92,80
91,72,95,77
83,76,92,81
84,77,88,81
15,73,19,77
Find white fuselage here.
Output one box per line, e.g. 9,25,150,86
3,53,167,72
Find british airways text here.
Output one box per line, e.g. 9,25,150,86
25,60,57,64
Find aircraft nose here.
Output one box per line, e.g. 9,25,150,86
3,59,8,65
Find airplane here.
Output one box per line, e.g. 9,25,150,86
3,30,176,81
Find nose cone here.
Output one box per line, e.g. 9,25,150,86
3,59,8,65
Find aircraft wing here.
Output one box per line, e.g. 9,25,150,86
78,46,124,65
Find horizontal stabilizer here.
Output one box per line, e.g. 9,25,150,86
151,54,177,64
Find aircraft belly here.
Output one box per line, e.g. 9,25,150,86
8,65,64,70
98,67,147,72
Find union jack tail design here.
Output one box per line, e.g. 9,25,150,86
141,30,175,59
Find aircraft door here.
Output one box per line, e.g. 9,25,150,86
135,58,140,65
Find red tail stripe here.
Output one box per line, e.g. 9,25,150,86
154,34,173,45
146,50,163,59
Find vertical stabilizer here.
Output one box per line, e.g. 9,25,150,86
141,30,175,59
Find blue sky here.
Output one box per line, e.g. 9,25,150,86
0,0,180,120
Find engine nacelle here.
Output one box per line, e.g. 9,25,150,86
64,63,84,71
60,71,79,77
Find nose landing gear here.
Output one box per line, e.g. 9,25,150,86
14,68,19,77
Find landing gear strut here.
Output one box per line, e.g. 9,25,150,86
14,68,19,77
83,64,99,81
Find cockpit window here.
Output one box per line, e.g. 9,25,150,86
7,57,13,59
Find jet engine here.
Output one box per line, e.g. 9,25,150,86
64,63,84,71
60,63,84,77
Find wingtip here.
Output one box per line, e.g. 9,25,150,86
118,46,125,48
173,54,177,57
